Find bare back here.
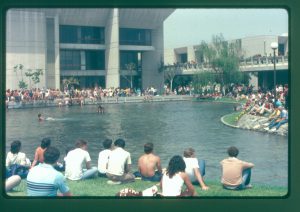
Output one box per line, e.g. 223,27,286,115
138,153,161,177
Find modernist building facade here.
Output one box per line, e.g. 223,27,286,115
6,8,174,90
164,34,289,90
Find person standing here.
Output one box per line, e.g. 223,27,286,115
220,146,254,190
27,147,72,196
106,139,135,183
65,139,98,180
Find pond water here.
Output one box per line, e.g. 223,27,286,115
6,101,288,187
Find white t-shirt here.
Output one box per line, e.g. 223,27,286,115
6,152,30,167
183,157,199,183
161,172,184,196
65,148,91,180
107,147,131,176
98,149,111,174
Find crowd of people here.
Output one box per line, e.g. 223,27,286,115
5,137,254,197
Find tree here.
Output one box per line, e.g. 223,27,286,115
62,77,80,90
25,69,43,88
124,63,136,89
194,34,250,90
192,71,215,94
13,64,28,89
163,65,182,92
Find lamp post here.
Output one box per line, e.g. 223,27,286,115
271,42,278,98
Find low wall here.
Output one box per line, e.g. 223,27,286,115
7,95,194,109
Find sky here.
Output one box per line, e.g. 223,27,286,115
164,9,288,49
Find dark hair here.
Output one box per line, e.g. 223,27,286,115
166,155,186,178
41,137,51,149
75,139,88,148
183,148,195,158
227,146,239,157
11,140,21,154
114,138,125,148
44,146,60,164
38,113,42,118
144,142,153,154
103,139,112,149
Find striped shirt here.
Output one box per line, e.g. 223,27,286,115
27,163,69,196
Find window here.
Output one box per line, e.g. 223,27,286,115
119,28,152,46
60,25,104,44
85,50,105,70
120,51,138,70
60,50,81,70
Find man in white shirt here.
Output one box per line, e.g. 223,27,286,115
98,139,112,177
65,139,97,180
106,139,135,183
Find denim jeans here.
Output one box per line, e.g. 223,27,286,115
81,167,98,180
133,171,162,182
191,160,206,185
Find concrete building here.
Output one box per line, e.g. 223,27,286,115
164,34,289,90
6,8,174,90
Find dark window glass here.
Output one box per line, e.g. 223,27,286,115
120,51,138,70
60,25,78,43
60,25,104,44
60,50,81,70
85,50,105,70
278,43,285,56
120,28,152,46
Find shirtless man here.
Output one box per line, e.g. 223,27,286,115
134,143,162,182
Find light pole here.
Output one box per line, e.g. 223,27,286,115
271,42,278,98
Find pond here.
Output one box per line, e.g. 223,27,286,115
5,101,288,187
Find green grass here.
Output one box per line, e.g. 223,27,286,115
6,178,287,197
222,112,242,126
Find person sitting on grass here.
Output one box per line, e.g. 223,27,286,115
65,139,98,181
6,140,31,179
106,138,135,184
31,137,51,168
183,148,209,190
134,142,162,182
220,146,254,190
160,155,197,197
97,139,113,177
27,146,72,196
5,175,21,192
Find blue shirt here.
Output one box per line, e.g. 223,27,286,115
27,163,69,196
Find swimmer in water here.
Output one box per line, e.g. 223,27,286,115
38,113,45,121
97,105,104,114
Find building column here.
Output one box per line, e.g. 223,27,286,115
249,72,258,91
142,25,164,92
53,15,60,89
105,8,120,89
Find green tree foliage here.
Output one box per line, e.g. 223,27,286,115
192,72,215,94
13,64,28,89
25,69,43,86
194,34,250,87
62,77,80,90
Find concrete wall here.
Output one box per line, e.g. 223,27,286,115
105,9,120,88
241,35,278,58
6,10,47,89
142,25,164,91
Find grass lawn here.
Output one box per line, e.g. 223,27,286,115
6,178,287,197
222,112,242,126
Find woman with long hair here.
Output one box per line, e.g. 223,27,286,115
160,155,196,197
